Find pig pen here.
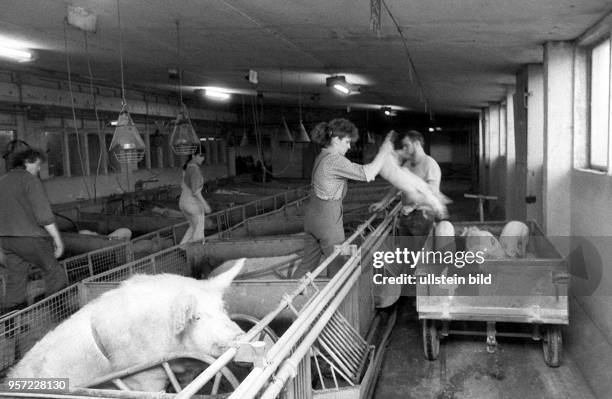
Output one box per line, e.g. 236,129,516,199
416,220,568,367
0,204,400,398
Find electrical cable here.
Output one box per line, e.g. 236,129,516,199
381,0,432,117
84,30,104,201
63,19,93,201
251,95,294,177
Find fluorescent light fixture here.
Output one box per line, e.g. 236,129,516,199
326,75,356,95
109,120,118,126
381,106,395,116
333,83,350,94
428,127,435,132
0,46,33,62
204,89,230,100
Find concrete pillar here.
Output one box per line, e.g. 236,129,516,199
498,102,507,208
227,146,236,176
504,87,518,219
526,64,545,226
488,104,501,199
478,110,486,194
543,41,573,236
218,139,226,164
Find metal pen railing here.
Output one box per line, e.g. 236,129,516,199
59,186,310,284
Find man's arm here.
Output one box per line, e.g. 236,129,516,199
426,161,442,193
44,223,64,258
26,178,64,258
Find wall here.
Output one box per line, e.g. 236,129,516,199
0,67,238,204
486,29,612,397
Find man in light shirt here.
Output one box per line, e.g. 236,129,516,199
370,130,442,236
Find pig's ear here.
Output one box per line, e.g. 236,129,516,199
172,294,198,334
207,258,245,292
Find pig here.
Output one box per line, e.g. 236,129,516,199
462,226,506,259
434,221,456,252
378,151,450,219
107,227,132,240
7,258,246,392
499,221,530,258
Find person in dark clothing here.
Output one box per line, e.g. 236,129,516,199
0,149,68,313
292,119,394,279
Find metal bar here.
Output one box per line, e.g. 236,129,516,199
231,206,399,399
319,325,361,369
316,349,355,387
259,262,365,399
327,313,367,358
312,350,326,390
318,329,358,378
162,361,182,393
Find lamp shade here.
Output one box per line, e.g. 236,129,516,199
109,110,146,164
170,111,200,155
240,130,249,147
295,121,311,143
278,118,294,142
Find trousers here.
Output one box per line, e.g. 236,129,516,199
294,196,345,279
179,194,206,244
1,236,68,311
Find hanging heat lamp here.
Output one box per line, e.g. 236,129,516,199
170,107,200,155
108,0,145,164
169,20,200,155
278,117,294,143
294,73,311,143
276,69,294,143
239,95,250,147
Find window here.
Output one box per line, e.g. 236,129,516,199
589,39,610,170
88,133,102,175
45,131,64,177
68,134,87,176
0,129,15,174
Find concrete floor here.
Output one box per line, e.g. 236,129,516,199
373,299,597,399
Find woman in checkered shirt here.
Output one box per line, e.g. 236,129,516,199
292,118,394,278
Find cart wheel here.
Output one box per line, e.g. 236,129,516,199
422,319,440,360
230,314,279,346
543,325,562,367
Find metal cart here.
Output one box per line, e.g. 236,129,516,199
416,220,569,367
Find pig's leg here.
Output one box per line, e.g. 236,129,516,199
122,368,168,392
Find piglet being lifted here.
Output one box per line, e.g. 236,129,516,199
7,259,246,391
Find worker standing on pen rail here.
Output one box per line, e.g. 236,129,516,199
0,149,68,314
292,118,394,279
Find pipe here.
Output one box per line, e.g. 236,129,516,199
363,307,398,399
260,260,365,399
227,205,399,399
177,204,398,399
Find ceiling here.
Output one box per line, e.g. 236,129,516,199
0,0,611,117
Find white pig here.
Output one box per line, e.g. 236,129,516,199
7,258,246,391
378,151,450,219
499,221,530,258
462,227,506,259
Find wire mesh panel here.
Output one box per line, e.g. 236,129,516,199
64,254,92,284
0,285,80,374
89,244,131,276
152,247,190,275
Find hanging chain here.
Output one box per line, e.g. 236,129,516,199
176,19,184,108
116,0,126,110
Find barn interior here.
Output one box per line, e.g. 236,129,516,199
1,1,612,398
